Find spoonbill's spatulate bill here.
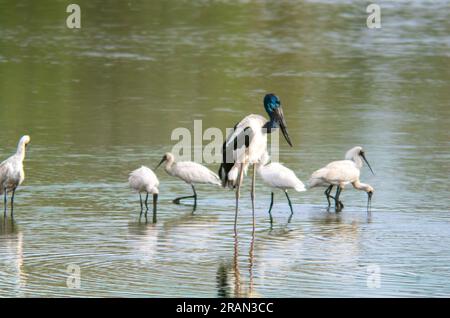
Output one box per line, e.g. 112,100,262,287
257,152,306,223
308,146,374,212
0,135,31,218
156,152,221,208
128,166,159,222
219,94,292,230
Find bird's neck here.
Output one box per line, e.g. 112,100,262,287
353,180,370,192
164,159,175,172
263,118,278,133
352,155,363,169
16,143,26,161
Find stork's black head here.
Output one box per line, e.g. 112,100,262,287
263,94,292,147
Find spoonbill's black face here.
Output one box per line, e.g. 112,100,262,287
359,150,374,175
155,155,167,170
264,94,292,147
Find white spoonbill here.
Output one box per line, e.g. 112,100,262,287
308,146,374,212
128,166,159,222
257,152,306,222
0,135,31,218
156,152,221,208
219,94,292,230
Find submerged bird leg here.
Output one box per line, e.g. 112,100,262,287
268,192,274,225
152,193,158,223
284,190,294,216
3,189,7,217
144,193,149,218
324,185,333,207
191,184,197,209
138,193,144,219
367,192,372,212
334,186,344,212
10,188,16,218
250,164,256,229
234,163,244,233
173,184,197,205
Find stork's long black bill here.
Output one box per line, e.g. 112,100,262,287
361,153,374,175
272,107,292,147
155,158,165,170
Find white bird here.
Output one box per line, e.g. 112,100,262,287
156,152,220,208
128,166,159,221
308,146,375,212
0,135,31,218
257,152,306,222
219,94,292,230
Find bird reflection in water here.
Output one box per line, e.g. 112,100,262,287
216,229,257,298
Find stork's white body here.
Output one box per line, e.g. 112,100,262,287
128,166,159,194
223,114,268,187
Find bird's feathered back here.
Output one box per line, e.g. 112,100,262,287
219,114,267,188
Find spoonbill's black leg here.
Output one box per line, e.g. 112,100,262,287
152,193,158,223
4,189,7,217
268,192,274,225
324,185,333,208
139,193,143,219
144,193,149,218
173,184,197,206
334,186,344,212
10,188,16,219
284,190,294,217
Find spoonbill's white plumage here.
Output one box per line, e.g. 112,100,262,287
0,135,31,218
219,94,292,230
308,146,374,212
257,152,306,222
156,152,220,208
128,166,159,221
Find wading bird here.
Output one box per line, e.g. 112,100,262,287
0,135,31,218
308,146,374,212
156,152,221,208
257,152,306,223
128,166,159,221
219,94,292,230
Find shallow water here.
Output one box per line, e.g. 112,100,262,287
0,0,449,297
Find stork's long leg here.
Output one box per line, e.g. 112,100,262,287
268,192,274,225
234,163,244,233
10,188,16,219
284,190,294,216
250,164,256,229
152,193,158,223
173,184,197,206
